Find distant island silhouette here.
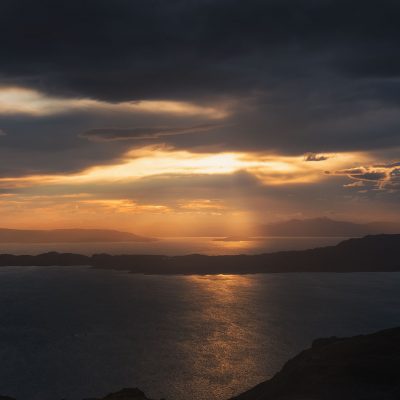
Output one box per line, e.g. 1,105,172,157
0,228,155,243
1,326,398,399
0,234,399,274
213,236,263,242
258,217,400,237
2,219,400,244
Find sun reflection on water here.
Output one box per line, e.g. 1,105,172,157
209,239,259,254
173,274,266,399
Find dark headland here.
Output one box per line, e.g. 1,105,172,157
1,326,399,400
0,234,399,274
231,326,400,400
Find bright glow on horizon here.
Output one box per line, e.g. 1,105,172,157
0,146,373,234
0,147,367,189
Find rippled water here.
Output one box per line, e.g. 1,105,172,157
0,267,399,400
0,236,349,256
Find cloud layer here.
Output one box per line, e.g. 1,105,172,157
0,1,400,229
332,161,400,190
80,124,222,142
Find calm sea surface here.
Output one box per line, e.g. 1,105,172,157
0,236,350,256
0,267,399,400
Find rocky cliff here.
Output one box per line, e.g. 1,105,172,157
232,326,400,400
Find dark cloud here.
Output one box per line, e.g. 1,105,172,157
1,0,400,103
0,0,400,176
331,162,400,191
304,153,330,162
80,124,221,142
0,107,223,176
352,172,388,181
333,167,387,181
333,168,365,175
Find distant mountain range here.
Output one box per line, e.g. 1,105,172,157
259,217,400,237
0,228,154,243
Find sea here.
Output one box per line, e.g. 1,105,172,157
0,236,351,256
0,264,399,400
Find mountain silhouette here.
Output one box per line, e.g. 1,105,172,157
259,217,400,237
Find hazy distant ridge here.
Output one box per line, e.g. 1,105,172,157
260,217,400,236
0,228,154,243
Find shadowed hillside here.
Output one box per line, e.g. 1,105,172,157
232,327,400,400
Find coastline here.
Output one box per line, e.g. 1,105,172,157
0,234,398,275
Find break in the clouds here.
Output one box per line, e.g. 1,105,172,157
0,0,400,230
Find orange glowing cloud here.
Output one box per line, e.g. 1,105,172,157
77,199,171,214
0,147,367,189
0,86,230,119
0,146,373,233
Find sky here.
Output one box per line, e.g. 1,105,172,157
0,0,399,235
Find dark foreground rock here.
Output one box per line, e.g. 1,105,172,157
0,388,155,400
232,326,400,400
88,388,154,400
0,327,399,400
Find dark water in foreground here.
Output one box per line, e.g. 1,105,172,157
0,267,399,400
